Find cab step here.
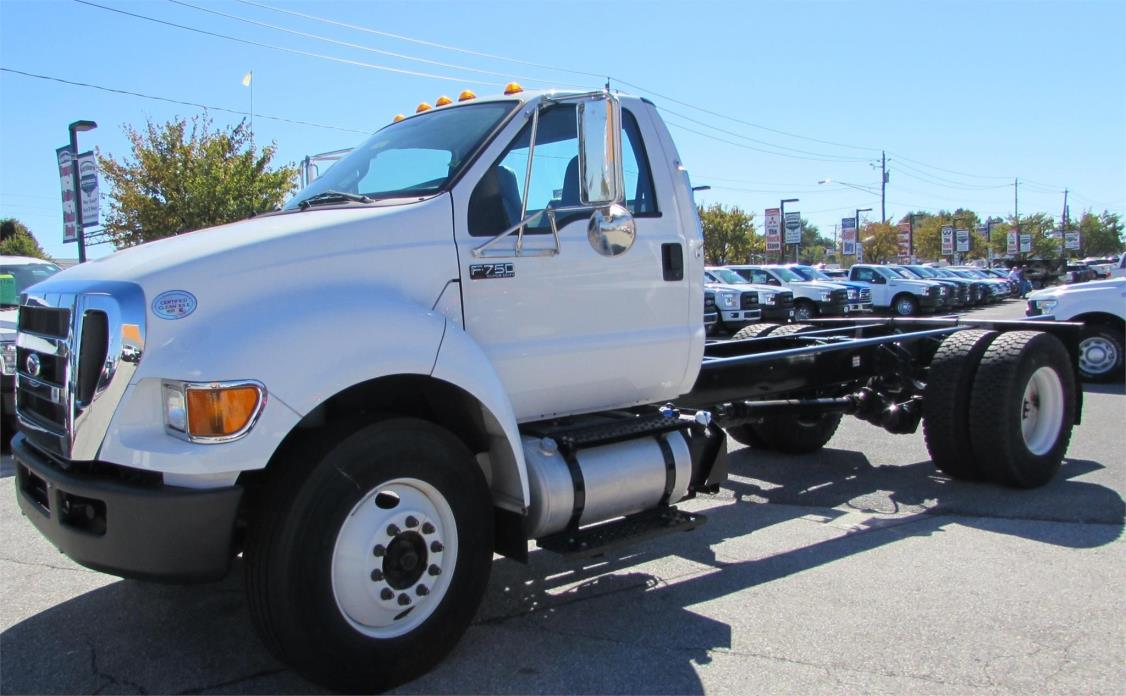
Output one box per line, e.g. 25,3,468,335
536,507,706,559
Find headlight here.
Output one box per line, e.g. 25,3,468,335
0,341,16,376
1035,299,1058,313
818,291,831,302
717,292,739,310
163,380,267,443
763,294,775,305
847,289,858,300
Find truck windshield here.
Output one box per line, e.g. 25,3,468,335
708,268,748,284
0,262,62,306
285,101,517,210
770,267,802,282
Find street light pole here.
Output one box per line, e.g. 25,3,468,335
68,120,97,263
780,197,799,264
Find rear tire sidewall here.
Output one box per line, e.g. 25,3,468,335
972,333,1076,488
254,419,493,691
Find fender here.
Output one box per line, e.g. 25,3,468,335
431,322,529,513
99,289,447,478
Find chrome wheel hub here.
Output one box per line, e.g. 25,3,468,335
1079,336,1118,376
332,478,456,638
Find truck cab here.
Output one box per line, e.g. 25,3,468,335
848,263,944,316
726,264,849,321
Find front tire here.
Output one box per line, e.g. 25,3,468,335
793,300,816,322
245,418,494,692
892,293,918,317
1077,324,1124,382
969,332,1076,488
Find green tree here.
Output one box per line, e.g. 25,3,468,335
0,218,49,258
1076,211,1124,256
698,203,758,264
98,115,299,247
859,221,900,263
796,218,833,264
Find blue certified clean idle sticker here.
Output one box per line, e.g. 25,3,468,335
152,290,198,320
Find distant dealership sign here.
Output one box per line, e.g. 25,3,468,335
78,151,99,228
1007,231,1018,255
1019,234,1032,253
941,226,954,255
955,228,970,253
783,211,802,245
765,207,781,252
1065,232,1080,250
841,217,857,256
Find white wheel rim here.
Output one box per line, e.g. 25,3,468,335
331,478,458,638
795,306,811,320
1079,336,1118,375
897,298,913,315
1020,366,1065,456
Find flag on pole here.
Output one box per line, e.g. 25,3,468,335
242,70,253,87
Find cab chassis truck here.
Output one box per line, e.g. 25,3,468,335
11,87,1081,691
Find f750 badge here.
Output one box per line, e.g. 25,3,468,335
469,263,515,280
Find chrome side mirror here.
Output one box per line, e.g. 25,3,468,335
577,96,623,207
587,204,635,256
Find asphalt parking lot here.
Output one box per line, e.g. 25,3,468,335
2,299,1123,694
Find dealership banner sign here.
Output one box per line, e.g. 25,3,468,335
1019,234,1032,253
1007,231,1018,255
56,146,77,243
783,211,802,245
841,217,857,256
78,151,99,228
1065,232,1080,250
897,221,912,258
955,228,970,253
765,207,781,252
941,226,954,255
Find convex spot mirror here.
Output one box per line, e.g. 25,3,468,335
577,96,624,207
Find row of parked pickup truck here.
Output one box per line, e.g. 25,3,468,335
702,263,1020,335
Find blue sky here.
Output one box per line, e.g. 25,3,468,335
2,0,1123,260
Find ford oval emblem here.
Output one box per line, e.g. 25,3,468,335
26,353,41,378
152,290,198,320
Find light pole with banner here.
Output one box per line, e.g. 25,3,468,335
68,120,97,263
855,208,872,260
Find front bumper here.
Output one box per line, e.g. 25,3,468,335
1,373,13,418
848,301,873,313
816,298,850,317
918,294,941,309
761,306,795,321
719,308,762,329
13,434,243,583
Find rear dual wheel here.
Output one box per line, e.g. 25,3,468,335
923,330,1076,487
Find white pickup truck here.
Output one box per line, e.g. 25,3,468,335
725,264,851,321
11,87,1085,692
848,263,946,316
1027,278,1126,381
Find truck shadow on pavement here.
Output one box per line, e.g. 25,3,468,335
2,446,1122,694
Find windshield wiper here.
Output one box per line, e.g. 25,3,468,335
297,191,373,210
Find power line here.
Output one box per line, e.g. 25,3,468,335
166,0,568,87
72,0,501,85
0,66,372,134
664,119,877,163
235,0,606,80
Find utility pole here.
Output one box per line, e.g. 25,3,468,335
880,150,888,222
1014,177,1020,260
1060,188,1069,259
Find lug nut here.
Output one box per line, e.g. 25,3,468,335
370,569,384,582
428,564,441,576
405,516,419,528
421,522,435,534
387,524,401,536
416,585,429,596
380,588,393,600
398,593,411,606
372,544,386,557
430,541,443,553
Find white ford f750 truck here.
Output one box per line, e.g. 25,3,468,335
12,87,1084,692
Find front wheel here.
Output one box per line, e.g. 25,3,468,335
245,418,494,692
892,293,918,317
1077,324,1124,382
793,300,816,322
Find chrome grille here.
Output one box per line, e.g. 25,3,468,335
859,288,871,302
739,292,759,310
15,282,146,460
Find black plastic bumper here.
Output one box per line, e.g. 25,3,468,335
816,299,850,316
761,306,795,321
12,434,243,583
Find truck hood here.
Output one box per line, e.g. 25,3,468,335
789,280,846,292
51,204,420,285
1028,277,1126,301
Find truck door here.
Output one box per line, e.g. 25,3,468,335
451,100,694,421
